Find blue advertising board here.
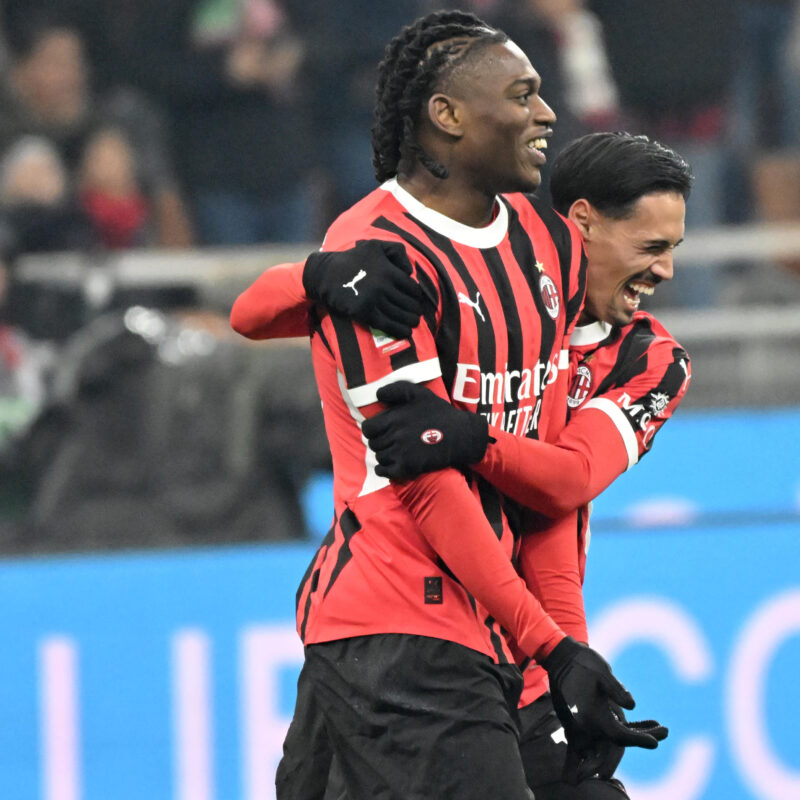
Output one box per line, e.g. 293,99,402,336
1,407,798,800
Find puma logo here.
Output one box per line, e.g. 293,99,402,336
458,290,485,323
343,269,367,295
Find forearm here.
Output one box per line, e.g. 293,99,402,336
475,408,628,517
230,261,311,339
518,512,588,644
393,469,565,660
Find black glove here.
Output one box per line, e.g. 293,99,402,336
302,240,425,339
361,381,490,479
542,636,665,775
561,701,668,784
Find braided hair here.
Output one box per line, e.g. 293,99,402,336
371,10,507,183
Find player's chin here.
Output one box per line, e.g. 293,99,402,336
610,304,635,327
503,165,542,194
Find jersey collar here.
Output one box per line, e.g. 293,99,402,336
571,320,614,347
382,178,509,249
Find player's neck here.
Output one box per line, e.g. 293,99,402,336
397,172,497,228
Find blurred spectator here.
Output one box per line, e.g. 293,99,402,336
726,2,800,227
719,0,800,298
0,135,96,259
78,129,153,249
0,13,193,248
74,0,316,245
590,0,737,307
293,0,423,222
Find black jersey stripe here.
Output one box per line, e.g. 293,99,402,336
593,318,656,396
506,212,557,440
481,243,525,425
525,196,573,284
415,268,440,336
567,252,587,327
389,340,420,371
518,195,586,327
330,313,366,388
297,517,337,639
413,226,517,539
532,198,586,327
296,517,336,610
630,347,690,407
421,227,498,414
311,315,333,356
532,196,586,325
323,506,361,598
371,217,463,391
483,615,510,665
298,562,321,642
477,475,505,540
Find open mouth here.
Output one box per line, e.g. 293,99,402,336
622,280,655,311
525,137,548,163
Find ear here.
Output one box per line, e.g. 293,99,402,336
568,198,596,239
427,93,464,138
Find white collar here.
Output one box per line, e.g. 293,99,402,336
382,178,509,249
570,320,614,346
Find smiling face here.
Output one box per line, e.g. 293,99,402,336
575,191,686,326
443,40,556,195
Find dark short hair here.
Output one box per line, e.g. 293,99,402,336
550,132,693,218
371,9,507,182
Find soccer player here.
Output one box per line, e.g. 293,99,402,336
232,131,690,798
232,11,663,800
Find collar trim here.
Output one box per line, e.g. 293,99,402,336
382,178,508,248
571,320,614,346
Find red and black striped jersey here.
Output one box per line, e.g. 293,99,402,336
567,312,691,469
296,178,586,663
516,310,691,705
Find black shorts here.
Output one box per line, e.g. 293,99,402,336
518,693,630,800
275,658,336,800
292,633,534,800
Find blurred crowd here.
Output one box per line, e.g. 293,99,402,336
0,1,794,275
0,0,798,552
0,0,796,254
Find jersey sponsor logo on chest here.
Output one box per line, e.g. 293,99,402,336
452,357,561,405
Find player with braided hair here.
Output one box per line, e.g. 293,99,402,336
370,8,507,183
234,10,666,800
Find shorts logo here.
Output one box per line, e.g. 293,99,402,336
539,274,560,319
424,576,443,604
567,364,592,408
420,429,443,444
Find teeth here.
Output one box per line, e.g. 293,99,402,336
628,282,654,296
529,138,548,150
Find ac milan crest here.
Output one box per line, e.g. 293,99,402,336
567,365,592,408
420,429,443,444
539,274,560,319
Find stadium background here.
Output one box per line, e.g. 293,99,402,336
0,1,798,799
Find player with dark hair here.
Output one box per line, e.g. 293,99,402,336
233,10,665,800
233,130,689,797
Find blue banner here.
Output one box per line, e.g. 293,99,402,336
1,407,798,800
